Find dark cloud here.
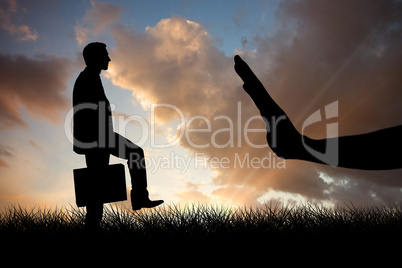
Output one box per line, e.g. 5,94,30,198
253,0,402,136
75,0,122,45
229,0,402,205
0,53,73,129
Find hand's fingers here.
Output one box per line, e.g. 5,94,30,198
234,55,258,84
234,55,242,64
242,83,252,94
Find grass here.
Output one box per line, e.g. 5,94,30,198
2,203,402,260
1,203,401,243
3,203,400,262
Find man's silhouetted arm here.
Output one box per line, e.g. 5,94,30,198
234,55,402,170
302,127,402,169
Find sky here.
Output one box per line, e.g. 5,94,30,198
1,0,402,210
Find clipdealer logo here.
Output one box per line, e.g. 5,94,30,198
302,100,339,166
65,100,339,169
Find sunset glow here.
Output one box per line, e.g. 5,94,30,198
1,0,402,210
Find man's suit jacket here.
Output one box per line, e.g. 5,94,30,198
73,67,113,155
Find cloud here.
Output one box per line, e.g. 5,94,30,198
0,0,38,41
0,193,28,205
108,17,240,121
253,0,402,136
74,0,122,45
0,144,14,168
175,190,210,203
0,144,14,157
106,1,402,206
0,53,73,129
29,140,42,150
74,24,90,46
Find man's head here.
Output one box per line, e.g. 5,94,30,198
83,42,111,70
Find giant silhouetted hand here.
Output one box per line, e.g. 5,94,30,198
234,55,304,160
234,55,402,170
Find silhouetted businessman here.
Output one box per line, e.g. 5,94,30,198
234,55,402,170
73,42,163,228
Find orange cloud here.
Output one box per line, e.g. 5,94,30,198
175,190,210,204
0,144,14,168
0,158,9,168
0,53,73,129
0,0,38,41
107,17,240,122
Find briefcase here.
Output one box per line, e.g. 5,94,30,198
73,163,127,207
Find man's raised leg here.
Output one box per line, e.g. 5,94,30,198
111,133,163,210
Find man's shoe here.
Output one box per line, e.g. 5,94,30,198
132,199,164,210
131,189,163,210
